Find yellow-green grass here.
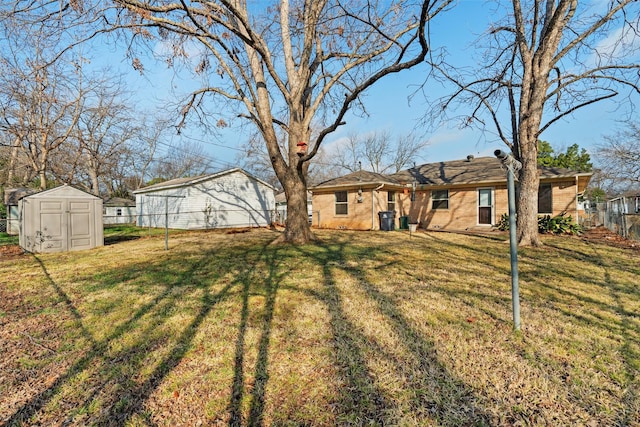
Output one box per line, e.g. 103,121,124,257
0,232,18,246
1,228,638,426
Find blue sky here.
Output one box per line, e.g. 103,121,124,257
89,1,639,170
327,0,639,164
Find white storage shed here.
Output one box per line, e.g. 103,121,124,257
134,168,276,230
19,185,104,253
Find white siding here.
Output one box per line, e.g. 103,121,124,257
103,206,136,225
136,187,189,229
135,170,275,230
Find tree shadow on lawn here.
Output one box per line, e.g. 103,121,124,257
422,232,639,423
293,235,492,425
227,245,284,427
104,234,142,245
4,238,280,427
14,229,637,425
521,240,640,425
396,232,515,325
425,231,640,424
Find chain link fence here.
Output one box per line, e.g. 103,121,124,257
135,208,275,230
595,196,640,242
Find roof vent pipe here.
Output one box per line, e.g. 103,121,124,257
467,155,474,162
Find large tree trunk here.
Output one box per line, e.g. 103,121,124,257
516,141,541,246
279,121,313,244
515,78,544,247
88,160,100,196
7,137,21,185
512,0,563,247
282,175,311,244
38,169,47,190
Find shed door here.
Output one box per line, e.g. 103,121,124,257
39,200,67,251
68,201,94,250
38,200,95,252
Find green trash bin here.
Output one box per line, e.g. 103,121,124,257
399,215,409,230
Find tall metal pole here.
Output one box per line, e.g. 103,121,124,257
495,150,522,331
146,194,185,251
165,197,169,251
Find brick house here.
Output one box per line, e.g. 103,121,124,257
309,156,592,231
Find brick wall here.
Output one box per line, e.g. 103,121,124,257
550,180,578,217
396,186,509,230
312,188,391,230
311,179,579,231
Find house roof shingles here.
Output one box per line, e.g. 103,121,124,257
104,197,136,207
311,156,592,190
310,170,402,190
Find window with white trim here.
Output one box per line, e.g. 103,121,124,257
387,192,396,211
431,189,449,210
335,191,348,215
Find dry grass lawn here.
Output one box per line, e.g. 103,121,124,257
1,228,639,426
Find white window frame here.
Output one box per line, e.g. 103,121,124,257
335,191,348,215
431,189,449,210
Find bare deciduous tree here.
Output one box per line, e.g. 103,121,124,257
77,85,136,195
235,130,343,188
333,130,428,174
150,139,215,181
109,0,452,243
234,131,285,189
104,116,163,197
0,9,86,190
428,0,640,246
596,120,640,193
47,77,139,195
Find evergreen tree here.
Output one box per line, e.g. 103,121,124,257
537,141,592,172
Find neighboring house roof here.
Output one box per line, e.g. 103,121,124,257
311,157,592,191
133,168,277,194
104,197,136,207
310,170,403,191
4,187,38,205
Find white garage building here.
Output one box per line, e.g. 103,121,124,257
134,168,276,230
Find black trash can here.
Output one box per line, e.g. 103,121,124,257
399,215,409,230
378,211,395,231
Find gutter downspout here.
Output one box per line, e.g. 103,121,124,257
372,184,384,230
